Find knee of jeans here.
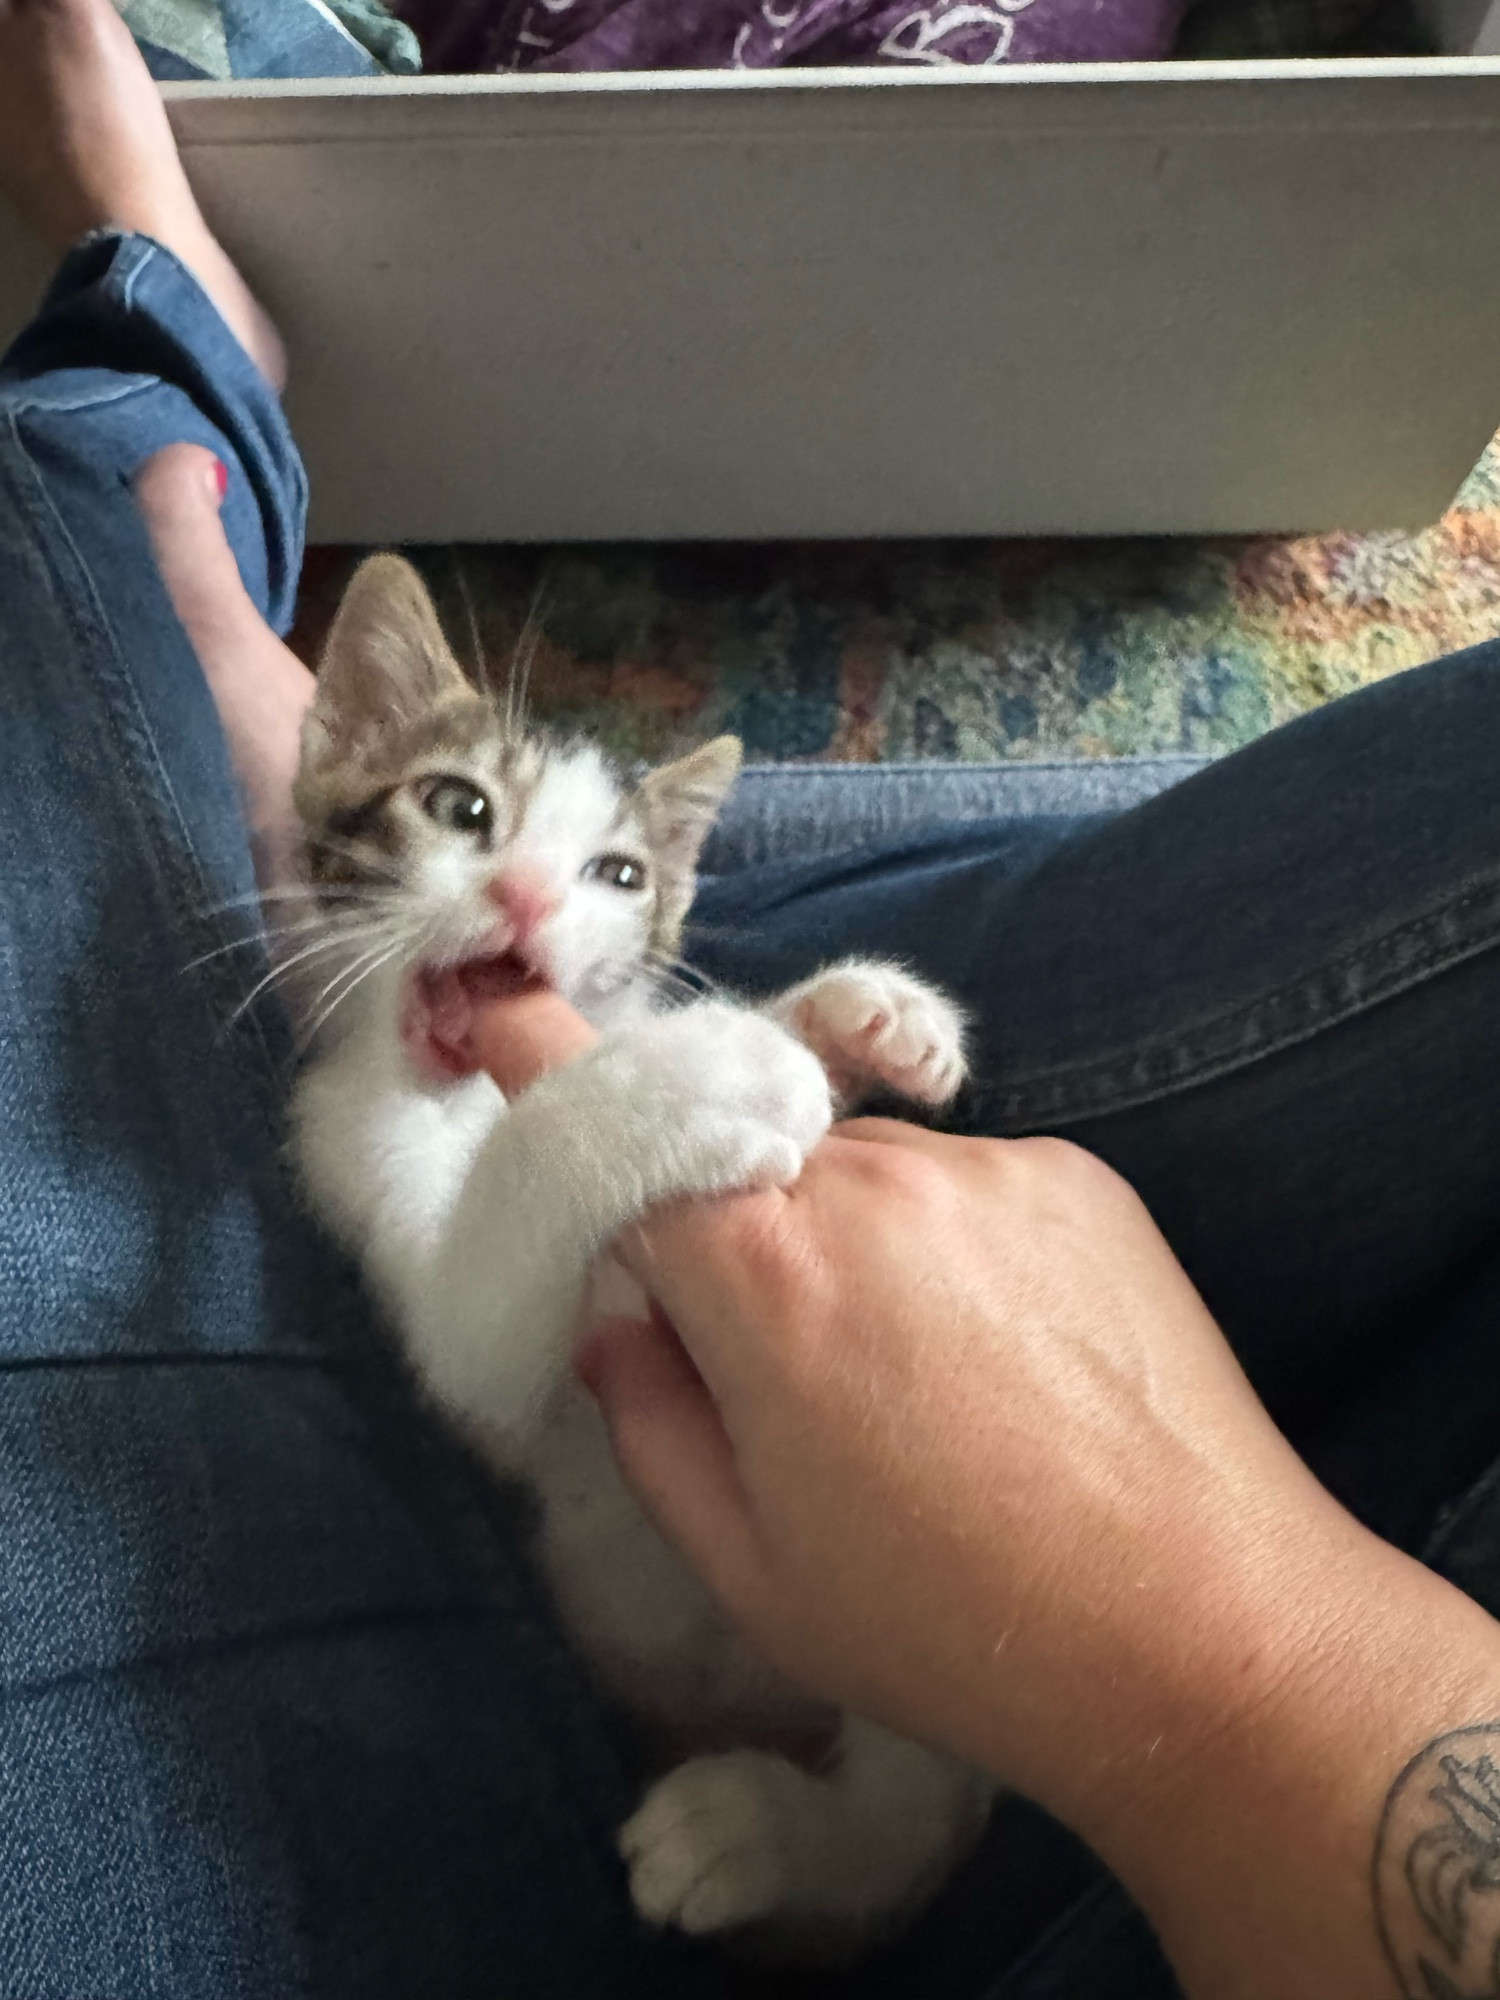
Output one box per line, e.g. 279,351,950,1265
0,378,293,626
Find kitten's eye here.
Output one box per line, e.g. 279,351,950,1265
417,776,492,839
586,852,649,892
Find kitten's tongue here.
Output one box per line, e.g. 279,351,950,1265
408,955,546,1080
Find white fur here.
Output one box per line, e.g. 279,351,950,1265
289,750,990,1959
768,956,970,1107
397,743,670,1011
621,1719,991,1951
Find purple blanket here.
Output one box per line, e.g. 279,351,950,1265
399,0,1186,74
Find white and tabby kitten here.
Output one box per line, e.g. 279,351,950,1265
286,555,992,1960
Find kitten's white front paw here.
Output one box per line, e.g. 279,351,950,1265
774,961,968,1108
614,1001,833,1198
621,1753,798,1936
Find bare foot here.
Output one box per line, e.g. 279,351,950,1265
135,443,313,892
0,0,285,387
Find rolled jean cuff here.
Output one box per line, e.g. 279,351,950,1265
0,228,305,632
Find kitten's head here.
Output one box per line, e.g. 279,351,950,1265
290,554,740,1077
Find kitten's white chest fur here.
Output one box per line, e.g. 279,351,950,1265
525,1382,830,1749
285,552,991,1960
296,1004,500,1307
294,985,787,1743
293,965,991,1959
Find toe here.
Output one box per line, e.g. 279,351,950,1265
134,443,250,639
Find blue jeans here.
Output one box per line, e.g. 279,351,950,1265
4,233,1500,2000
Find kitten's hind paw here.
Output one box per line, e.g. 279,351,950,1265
622,1752,800,1936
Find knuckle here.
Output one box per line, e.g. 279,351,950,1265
1009,1133,1080,1169
1009,1134,1131,1204
859,1141,951,1207
737,1204,834,1339
711,1188,806,1289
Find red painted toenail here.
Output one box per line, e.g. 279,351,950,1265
214,457,228,500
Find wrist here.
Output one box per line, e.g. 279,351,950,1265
1069,1501,1500,2000
945,1438,1364,1828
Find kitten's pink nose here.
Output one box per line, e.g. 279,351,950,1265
485,871,559,944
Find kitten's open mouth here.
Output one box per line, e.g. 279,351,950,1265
403,948,551,1082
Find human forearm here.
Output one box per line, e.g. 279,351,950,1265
1051,1504,1500,2000
599,1135,1500,2000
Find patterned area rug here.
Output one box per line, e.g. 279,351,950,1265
291,437,1500,767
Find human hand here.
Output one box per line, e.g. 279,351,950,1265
599,1123,1366,1818
473,986,1500,2000
471,989,1344,1825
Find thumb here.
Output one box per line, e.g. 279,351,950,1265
470,986,600,1097
577,1313,761,1607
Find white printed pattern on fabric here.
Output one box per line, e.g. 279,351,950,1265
880,0,1035,64
525,0,1038,71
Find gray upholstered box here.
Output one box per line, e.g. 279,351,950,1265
4,61,1500,542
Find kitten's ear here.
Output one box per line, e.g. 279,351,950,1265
638,735,742,936
638,735,742,866
305,554,468,759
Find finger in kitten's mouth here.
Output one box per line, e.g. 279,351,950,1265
403,947,552,1080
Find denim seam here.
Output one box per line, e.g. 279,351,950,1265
118,234,150,312
969,871,1500,1132
4,402,200,887
1,404,278,1095
0,1351,332,1374
3,376,153,419
982,1874,1139,1998
736,756,1209,779
1,1601,499,1709
1422,1447,1500,1569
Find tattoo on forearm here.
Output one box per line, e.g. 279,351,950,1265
1375,1725,1500,1999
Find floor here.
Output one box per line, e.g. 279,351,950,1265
290,433,1500,768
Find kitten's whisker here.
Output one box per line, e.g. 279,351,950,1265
643,949,707,973
185,925,319,975
182,930,273,973
641,964,709,1009
641,953,698,984
308,914,420,996
200,889,290,915
505,559,553,737
203,883,386,930
297,934,413,1050
255,884,389,909
223,922,399,1030
451,551,490,700
228,939,371,1025
262,908,406,961
509,625,539,736
274,894,403,934
301,841,405,891
301,938,389,1017
300,912,426,1020
195,885,323,923
642,950,719,1000
186,898,405,977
